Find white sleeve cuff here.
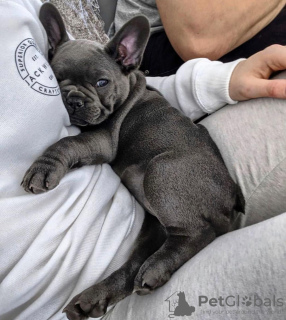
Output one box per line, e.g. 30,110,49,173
192,58,245,113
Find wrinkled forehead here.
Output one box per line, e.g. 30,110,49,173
51,40,117,83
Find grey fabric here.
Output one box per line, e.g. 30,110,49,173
107,0,163,37
200,73,286,228
98,0,117,32
103,212,286,320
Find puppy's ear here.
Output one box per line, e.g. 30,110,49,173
105,16,150,73
39,3,69,60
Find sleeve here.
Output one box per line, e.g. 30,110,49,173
146,58,246,121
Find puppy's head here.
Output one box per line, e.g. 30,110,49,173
40,3,150,126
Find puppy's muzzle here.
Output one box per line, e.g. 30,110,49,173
66,90,85,112
67,96,84,111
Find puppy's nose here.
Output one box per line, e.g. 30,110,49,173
67,97,84,110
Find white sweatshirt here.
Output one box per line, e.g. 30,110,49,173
0,0,243,319
0,1,144,319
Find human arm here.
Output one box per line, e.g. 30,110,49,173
156,0,286,61
146,45,286,122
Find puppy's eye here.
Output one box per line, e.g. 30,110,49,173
96,79,109,88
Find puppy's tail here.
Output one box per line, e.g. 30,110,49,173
234,184,245,214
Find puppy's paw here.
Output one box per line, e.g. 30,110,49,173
63,294,89,320
63,285,113,319
133,260,171,295
21,157,66,194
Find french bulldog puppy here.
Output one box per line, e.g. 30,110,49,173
22,3,244,319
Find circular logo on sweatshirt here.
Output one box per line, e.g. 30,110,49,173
15,38,60,96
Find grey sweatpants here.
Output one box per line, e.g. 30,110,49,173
201,73,286,228
103,72,286,320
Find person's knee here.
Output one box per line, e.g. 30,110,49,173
244,158,286,226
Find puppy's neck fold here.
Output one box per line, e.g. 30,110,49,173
102,70,147,157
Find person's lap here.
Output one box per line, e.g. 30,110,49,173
201,74,286,228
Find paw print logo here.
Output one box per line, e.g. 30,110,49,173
241,296,252,307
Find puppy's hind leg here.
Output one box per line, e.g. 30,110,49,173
133,153,217,295
133,225,216,295
63,214,166,320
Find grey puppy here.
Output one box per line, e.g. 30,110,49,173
22,3,244,319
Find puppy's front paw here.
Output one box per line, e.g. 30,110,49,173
62,294,89,320
21,157,66,194
64,284,115,320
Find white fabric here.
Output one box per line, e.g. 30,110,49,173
0,1,249,319
0,1,144,319
147,58,245,121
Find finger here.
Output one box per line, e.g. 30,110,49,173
246,79,286,99
260,45,286,74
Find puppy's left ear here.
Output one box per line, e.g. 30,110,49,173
39,3,69,60
105,16,150,73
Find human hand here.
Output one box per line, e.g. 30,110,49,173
229,45,286,101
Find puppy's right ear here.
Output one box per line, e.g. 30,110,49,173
105,16,150,73
39,3,69,60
